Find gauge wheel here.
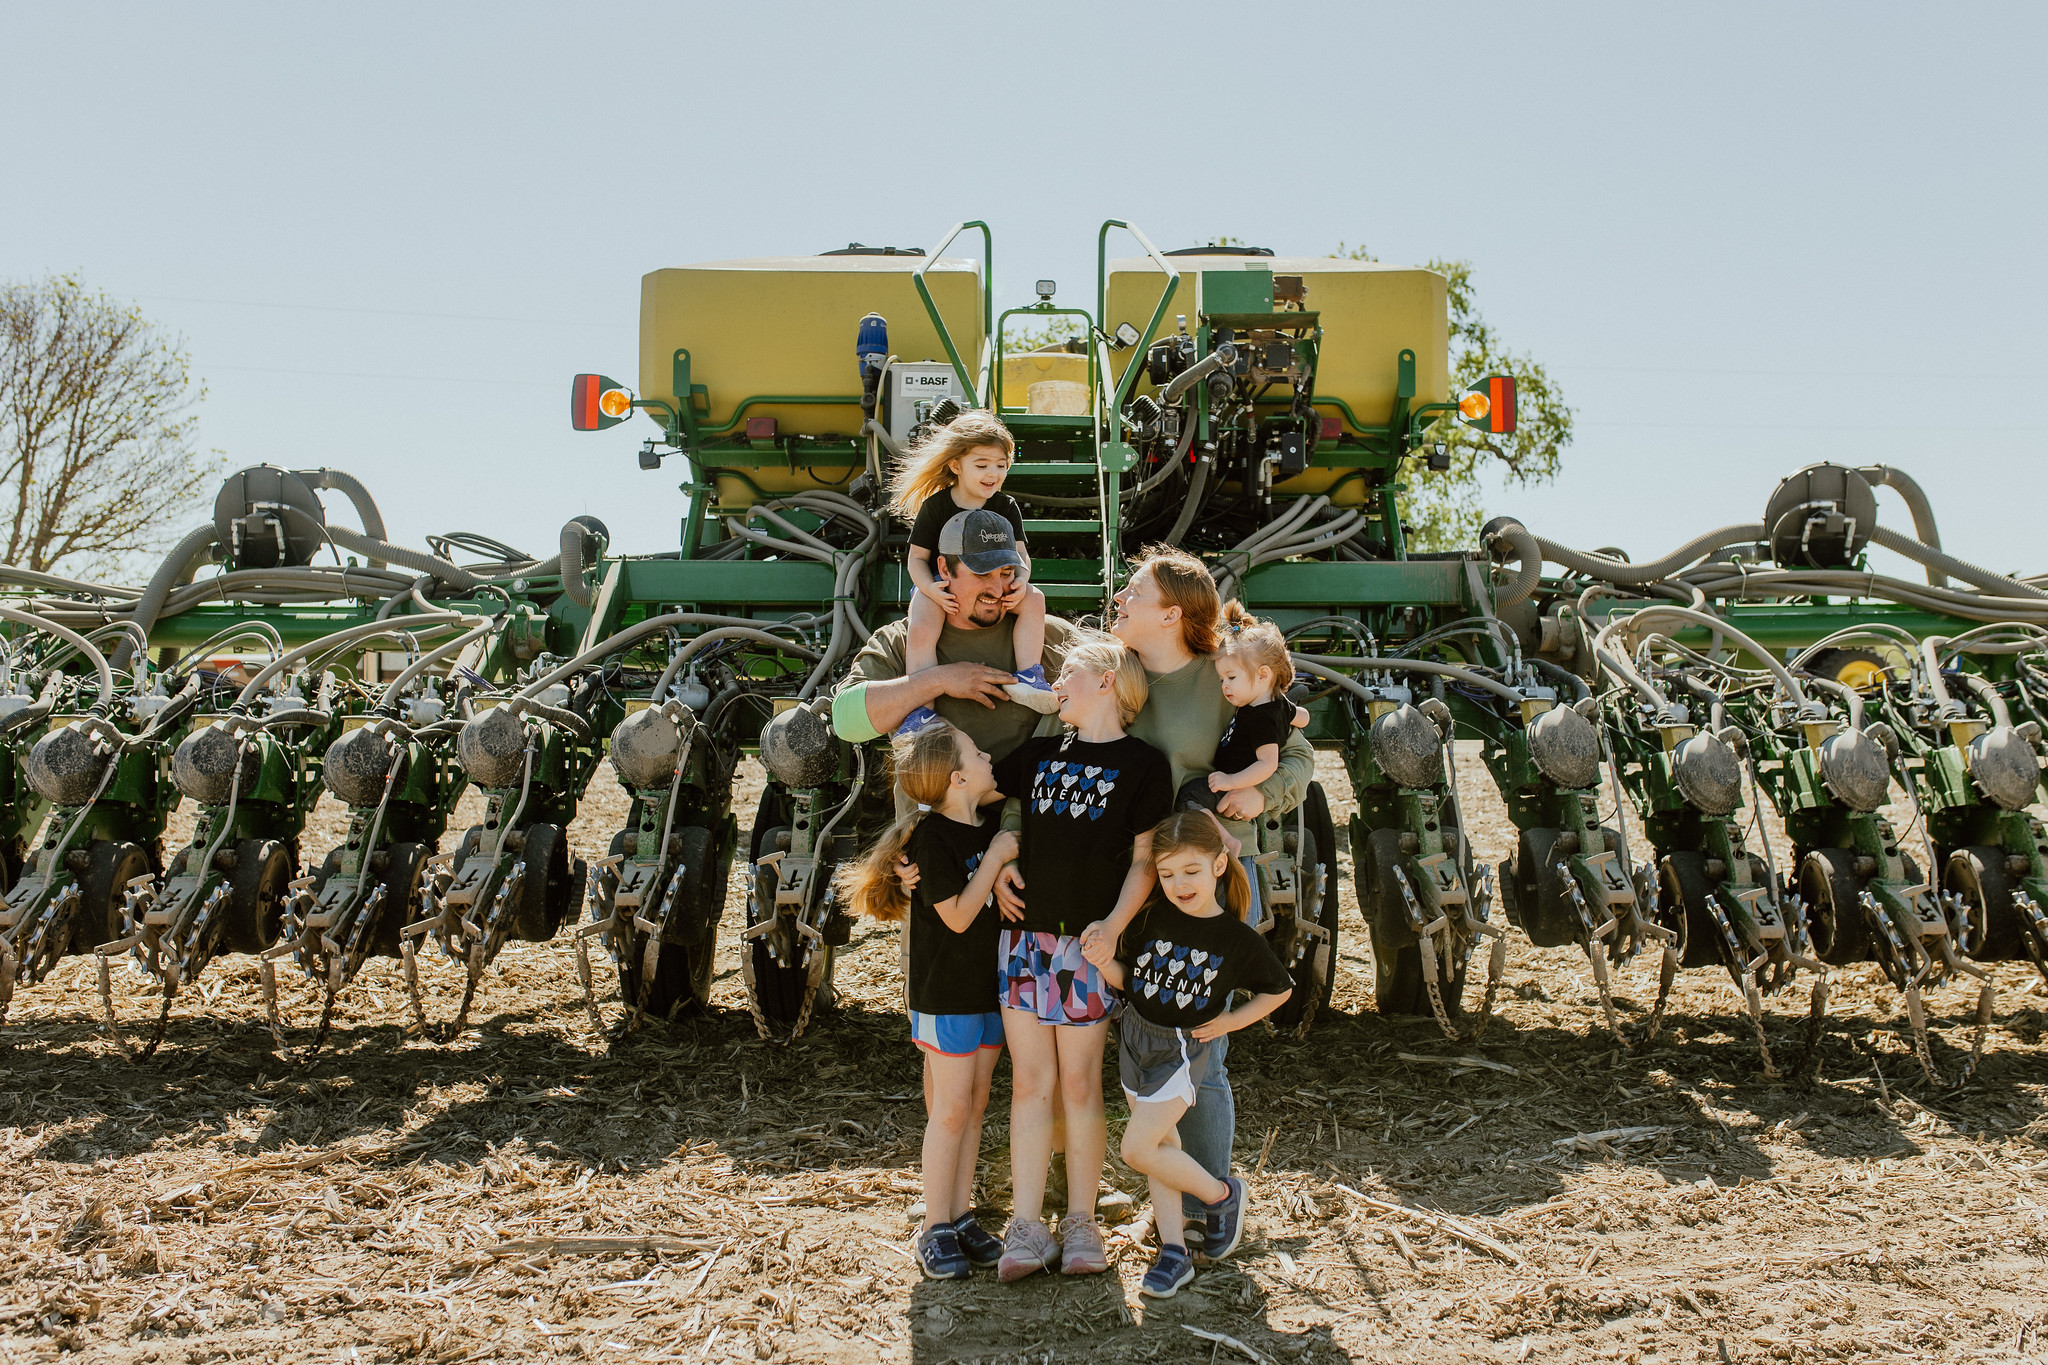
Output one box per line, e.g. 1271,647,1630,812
1796,847,1872,966
1943,845,2014,960
224,839,294,956
1362,825,1467,1018
80,840,153,953
1269,783,1338,1029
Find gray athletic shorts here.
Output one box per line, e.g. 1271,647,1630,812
1117,1007,1217,1108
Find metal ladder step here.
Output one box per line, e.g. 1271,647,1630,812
1022,519,1102,535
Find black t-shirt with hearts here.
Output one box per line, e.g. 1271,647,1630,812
1115,900,1293,1029
991,732,1173,936
905,811,1004,1016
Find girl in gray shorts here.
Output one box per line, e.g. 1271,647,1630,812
1081,811,1293,1299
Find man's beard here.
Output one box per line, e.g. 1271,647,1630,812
966,598,1006,626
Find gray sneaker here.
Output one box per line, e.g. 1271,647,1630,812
1058,1213,1109,1275
997,1217,1058,1283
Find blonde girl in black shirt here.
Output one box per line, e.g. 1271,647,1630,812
839,722,1017,1280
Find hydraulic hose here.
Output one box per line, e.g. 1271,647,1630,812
1801,675,1865,732
297,468,389,563
1159,343,1236,405
648,627,825,701
1161,453,1210,547
1528,657,1592,703
1536,524,1767,586
517,613,822,700
1868,525,2045,601
377,618,498,707
1857,465,1944,587
1598,604,1811,710
112,523,218,671
1289,654,1524,705
0,606,115,711
325,526,479,592
557,515,610,609
1480,517,1541,610
236,613,464,708
1952,670,2013,729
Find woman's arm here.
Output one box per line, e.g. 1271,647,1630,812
1189,988,1292,1041
1207,744,1280,792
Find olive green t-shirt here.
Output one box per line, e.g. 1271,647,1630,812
830,614,1074,763
1125,653,1313,847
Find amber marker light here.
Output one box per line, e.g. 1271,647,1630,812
1458,390,1491,423
598,387,634,419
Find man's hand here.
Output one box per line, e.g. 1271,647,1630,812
920,579,960,615
995,863,1027,920
1216,787,1265,821
931,661,1019,710
895,854,921,892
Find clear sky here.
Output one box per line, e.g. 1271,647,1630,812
4,1,2042,576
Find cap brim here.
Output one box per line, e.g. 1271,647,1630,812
957,548,1023,575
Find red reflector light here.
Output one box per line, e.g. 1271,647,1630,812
1319,416,1342,441
746,417,778,440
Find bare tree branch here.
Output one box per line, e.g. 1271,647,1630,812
0,276,221,576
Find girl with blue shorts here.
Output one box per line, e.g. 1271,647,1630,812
839,721,1016,1280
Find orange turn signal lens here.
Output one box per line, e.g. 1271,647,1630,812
598,388,634,419
1458,390,1490,423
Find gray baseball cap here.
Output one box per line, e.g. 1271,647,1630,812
937,508,1024,574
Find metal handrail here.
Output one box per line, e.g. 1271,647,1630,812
1094,220,1181,449
912,220,993,408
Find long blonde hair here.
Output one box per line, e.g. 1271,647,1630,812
836,722,969,922
886,410,1016,518
1128,545,1221,657
1218,600,1294,693
1062,629,1148,728
1145,811,1254,920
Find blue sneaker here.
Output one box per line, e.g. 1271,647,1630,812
1202,1176,1248,1260
951,1214,1002,1268
1139,1244,1195,1299
917,1224,971,1280
895,704,942,736
1004,664,1062,714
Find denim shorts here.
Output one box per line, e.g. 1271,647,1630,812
998,929,1115,1026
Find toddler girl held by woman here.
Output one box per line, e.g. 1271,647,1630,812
887,410,1056,731
839,721,1017,1279
1178,601,1309,815
1082,810,1293,1298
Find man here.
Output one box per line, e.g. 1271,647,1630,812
830,510,1074,761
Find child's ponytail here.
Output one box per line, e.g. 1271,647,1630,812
836,722,968,922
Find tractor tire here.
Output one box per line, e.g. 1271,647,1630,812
625,825,725,1019
1658,850,1720,969
511,822,578,942
1803,647,1890,691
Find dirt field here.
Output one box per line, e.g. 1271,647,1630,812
4,750,2046,1364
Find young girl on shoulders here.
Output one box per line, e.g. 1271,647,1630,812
1177,601,1310,814
887,410,1056,731
1081,810,1293,1298
839,721,1017,1280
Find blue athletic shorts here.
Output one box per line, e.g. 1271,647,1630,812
910,1010,1006,1057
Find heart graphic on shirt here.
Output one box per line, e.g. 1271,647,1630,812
1203,967,1217,983
1087,807,1103,820
1053,800,1068,815
1095,780,1113,794
1136,952,1151,968
1102,770,1119,781
1167,959,1184,976
1189,950,1208,966
1084,766,1101,778
1175,990,1193,1009
1153,941,1170,955
1143,981,1159,999
1035,798,1052,813
1060,773,1078,788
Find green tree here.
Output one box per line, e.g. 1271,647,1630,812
0,276,220,575
1333,244,1572,549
